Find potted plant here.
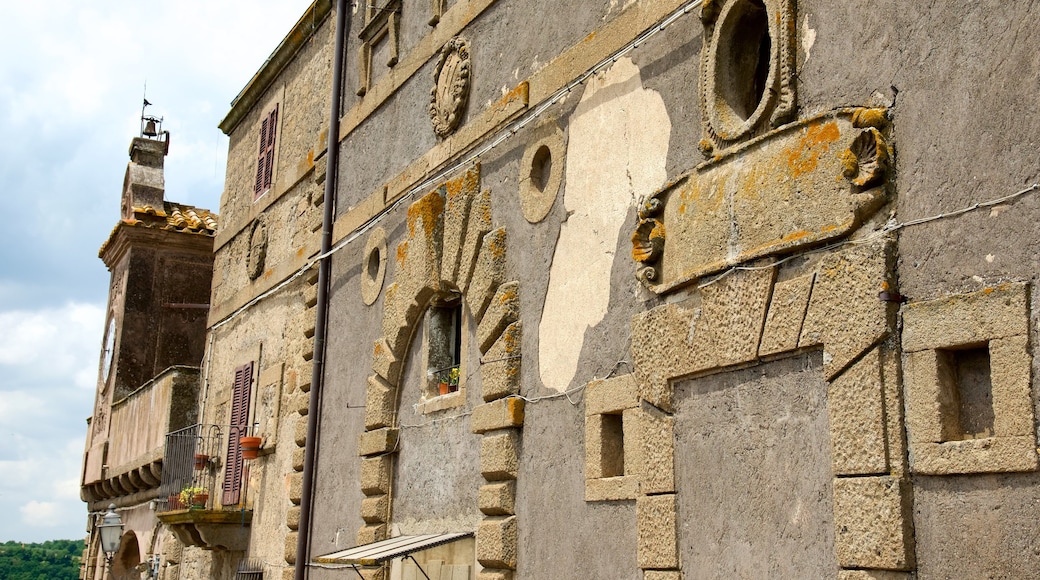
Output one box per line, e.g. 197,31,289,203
448,366,460,393
167,494,183,510
240,435,263,460
179,486,209,509
193,453,210,470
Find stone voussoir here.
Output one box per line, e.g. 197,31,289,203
358,427,399,457
481,321,522,401
477,281,520,354
466,227,507,322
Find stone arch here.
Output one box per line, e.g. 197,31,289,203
358,164,524,576
110,530,142,580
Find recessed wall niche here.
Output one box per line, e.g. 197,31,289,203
699,0,796,155
902,283,1038,475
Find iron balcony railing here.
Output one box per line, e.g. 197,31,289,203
157,424,225,511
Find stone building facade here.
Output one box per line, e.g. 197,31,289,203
90,0,1040,579
81,134,216,580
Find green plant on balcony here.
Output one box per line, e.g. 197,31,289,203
179,486,209,509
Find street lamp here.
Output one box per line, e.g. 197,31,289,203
98,503,124,577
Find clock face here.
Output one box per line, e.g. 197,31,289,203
101,318,116,385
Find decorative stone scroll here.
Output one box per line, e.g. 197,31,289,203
632,108,891,294
430,36,471,138
699,0,797,155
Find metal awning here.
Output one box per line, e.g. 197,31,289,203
314,532,473,565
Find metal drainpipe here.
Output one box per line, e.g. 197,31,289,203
295,0,349,577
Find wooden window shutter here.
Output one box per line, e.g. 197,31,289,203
263,105,278,191
254,116,269,198
222,361,254,506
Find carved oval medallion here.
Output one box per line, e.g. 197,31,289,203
247,217,268,280
429,36,471,138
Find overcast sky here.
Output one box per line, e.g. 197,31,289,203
0,0,316,542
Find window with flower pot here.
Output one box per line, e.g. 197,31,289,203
426,298,462,397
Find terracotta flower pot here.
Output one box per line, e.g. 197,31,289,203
167,494,182,510
240,436,263,460
438,382,450,396
194,453,210,470
191,493,209,509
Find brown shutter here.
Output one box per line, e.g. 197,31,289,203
254,117,269,198
263,105,278,191
222,361,253,506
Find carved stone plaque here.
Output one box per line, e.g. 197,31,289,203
633,109,891,294
429,36,471,138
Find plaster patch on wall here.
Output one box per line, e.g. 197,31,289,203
802,15,817,63
538,58,670,392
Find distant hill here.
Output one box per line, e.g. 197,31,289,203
0,539,83,580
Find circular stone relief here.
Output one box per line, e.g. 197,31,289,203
361,227,388,306
518,123,565,223
429,36,471,138
247,217,268,281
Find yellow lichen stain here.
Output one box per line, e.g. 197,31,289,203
881,280,891,291
406,191,445,239
396,240,410,266
499,288,518,303
983,287,995,295
785,121,841,178
490,236,507,259
297,247,305,257
374,342,384,356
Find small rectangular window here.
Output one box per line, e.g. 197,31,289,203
426,300,462,397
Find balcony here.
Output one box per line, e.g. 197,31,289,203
81,366,200,509
156,424,253,551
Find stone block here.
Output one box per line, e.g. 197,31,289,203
838,571,911,580
294,415,308,447
286,505,300,531
441,166,480,286
288,472,303,505
832,476,913,571
364,375,397,430
395,190,445,304
372,339,402,385
357,524,387,546
281,569,296,580
471,398,525,434
800,237,895,380
288,390,309,416
585,413,625,480
759,272,815,357
292,447,305,472
361,456,392,495
699,265,776,366
459,188,493,293
829,347,888,475
480,430,519,481
304,283,318,308
631,302,718,413
361,494,388,524
628,406,674,495
911,436,1039,475
644,572,681,580
476,570,512,580
479,481,516,516
466,228,507,322
901,283,1028,353
989,335,1034,437
358,427,399,457
381,282,422,358
585,374,639,416
585,475,638,502
284,531,298,564
477,281,520,354
637,494,678,569
903,349,945,444
476,516,517,570
481,321,522,401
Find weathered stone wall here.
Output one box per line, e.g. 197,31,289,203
221,0,1040,578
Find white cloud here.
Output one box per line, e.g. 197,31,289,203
0,0,315,544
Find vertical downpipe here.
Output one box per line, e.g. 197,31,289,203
296,0,349,577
